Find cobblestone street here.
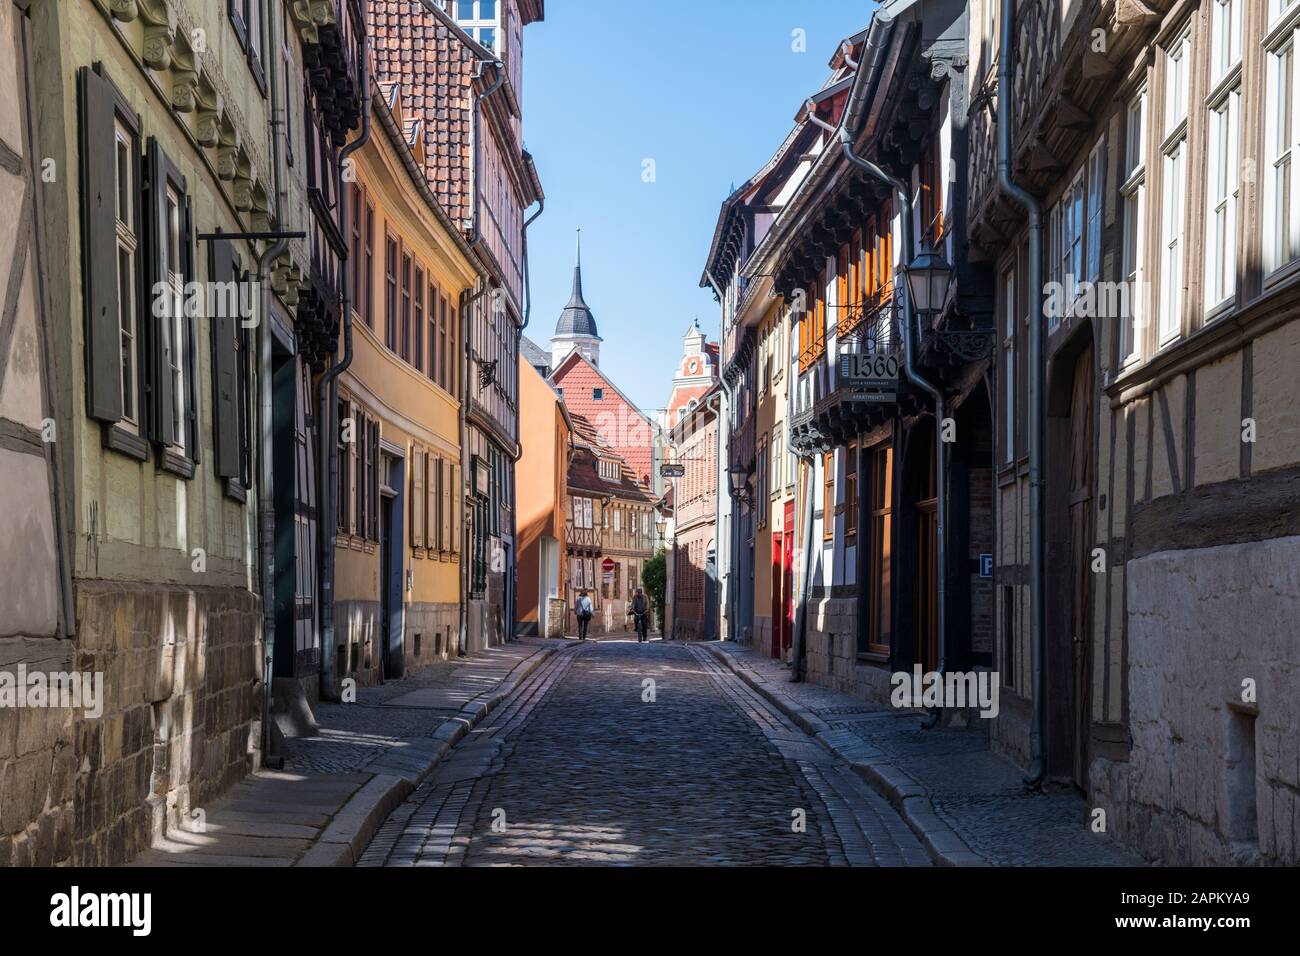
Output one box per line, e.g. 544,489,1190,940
359,639,930,866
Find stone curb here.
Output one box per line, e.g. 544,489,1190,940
290,641,567,867
702,643,987,868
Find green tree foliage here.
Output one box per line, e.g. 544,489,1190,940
642,549,667,631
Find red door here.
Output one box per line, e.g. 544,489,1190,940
771,533,784,658
782,501,796,656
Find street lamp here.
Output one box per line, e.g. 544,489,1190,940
727,464,751,501
905,247,953,316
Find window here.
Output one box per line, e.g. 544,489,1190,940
385,235,398,350
1085,139,1105,285
771,424,783,496
350,185,363,318
1159,29,1192,345
1002,267,1016,463
161,181,186,452
845,440,858,541
1266,9,1300,273
455,0,501,52
862,444,893,655
113,119,140,433
414,266,425,374
920,136,944,246
364,201,375,327
401,252,412,362
822,451,835,541
338,399,352,535
593,388,604,400
1121,90,1147,366
146,140,197,463
229,0,268,94
1206,89,1241,308
757,436,768,530
428,280,439,384
1058,170,1084,323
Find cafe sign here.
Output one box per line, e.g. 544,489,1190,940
838,352,900,402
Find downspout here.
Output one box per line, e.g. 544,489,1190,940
705,273,736,643
458,57,507,655
999,0,1046,786
505,196,544,641
319,43,372,697
805,104,948,721
257,236,289,763
258,1,287,764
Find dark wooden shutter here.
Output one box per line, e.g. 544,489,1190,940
145,138,175,446
210,238,242,478
182,195,200,463
412,442,424,549
79,67,124,423
368,418,380,541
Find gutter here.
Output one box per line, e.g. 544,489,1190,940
998,0,1046,787
319,43,372,698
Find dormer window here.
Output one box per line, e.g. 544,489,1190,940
598,459,621,482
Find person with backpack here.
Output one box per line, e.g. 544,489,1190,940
631,588,650,643
575,589,594,641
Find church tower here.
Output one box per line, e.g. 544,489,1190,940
551,229,602,369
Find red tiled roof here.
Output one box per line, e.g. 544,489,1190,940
370,0,480,230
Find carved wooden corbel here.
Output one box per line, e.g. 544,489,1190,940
171,41,200,113
109,0,140,23
249,184,272,233
193,79,223,147
138,0,177,72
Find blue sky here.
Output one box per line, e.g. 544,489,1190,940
522,0,878,414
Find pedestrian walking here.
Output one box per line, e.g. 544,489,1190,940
631,588,650,643
575,589,594,641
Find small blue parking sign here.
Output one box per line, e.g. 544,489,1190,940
980,554,994,579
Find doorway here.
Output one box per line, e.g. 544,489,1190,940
1067,342,1095,789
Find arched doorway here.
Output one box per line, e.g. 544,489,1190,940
1046,334,1096,789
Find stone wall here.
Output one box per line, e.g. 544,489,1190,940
1090,536,1300,865
73,581,262,866
402,603,459,672
334,600,383,691
0,641,77,867
803,596,891,707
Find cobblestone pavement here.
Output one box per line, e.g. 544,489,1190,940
284,640,564,776
712,642,1144,867
359,639,930,866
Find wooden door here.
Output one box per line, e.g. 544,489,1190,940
914,500,938,674
1069,343,1095,789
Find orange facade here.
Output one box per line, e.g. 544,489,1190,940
515,358,571,635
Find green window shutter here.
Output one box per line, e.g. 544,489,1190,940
79,67,124,423
210,238,242,478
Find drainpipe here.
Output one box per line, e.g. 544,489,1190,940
805,106,948,720
704,274,737,643
256,238,288,764
319,43,372,697
258,0,288,765
999,0,1046,786
458,57,507,655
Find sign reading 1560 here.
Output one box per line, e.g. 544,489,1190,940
839,353,900,384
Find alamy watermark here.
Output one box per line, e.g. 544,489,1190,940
890,665,999,719
0,666,105,718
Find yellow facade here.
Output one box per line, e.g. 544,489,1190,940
332,88,478,685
